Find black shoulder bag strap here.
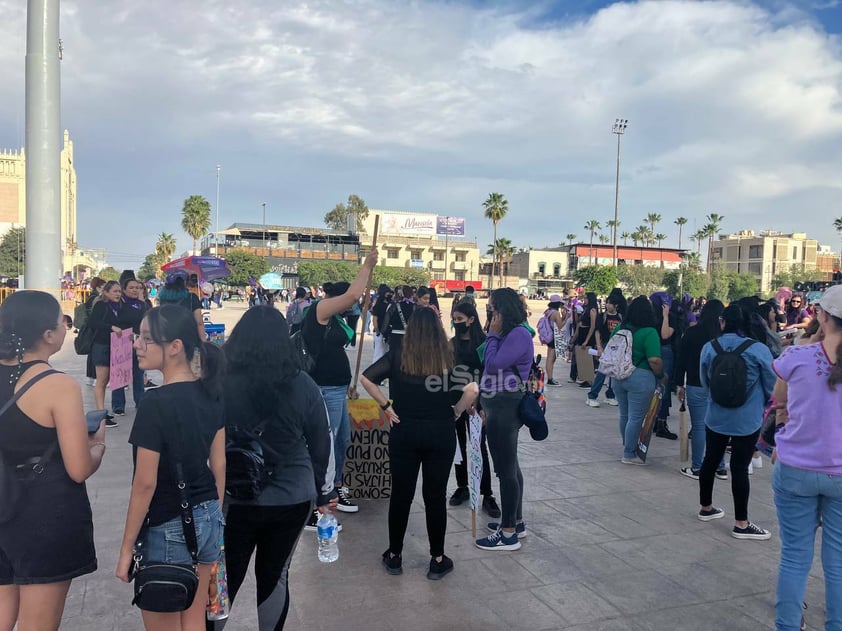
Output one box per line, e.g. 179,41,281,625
0,369,61,468
508,364,528,393
712,338,724,356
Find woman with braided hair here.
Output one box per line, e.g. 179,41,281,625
0,291,106,630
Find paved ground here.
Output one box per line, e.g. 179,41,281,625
52,301,830,630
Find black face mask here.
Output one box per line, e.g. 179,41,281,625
454,322,469,336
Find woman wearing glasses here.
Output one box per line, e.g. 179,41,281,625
783,295,811,339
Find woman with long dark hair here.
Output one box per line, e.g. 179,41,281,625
361,308,477,579
370,284,393,363
772,285,842,629
215,306,334,630
116,305,226,630
611,296,663,465
675,300,726,479
157,274,205,341
697,304,775,539
650,291,678,440
571,292,599,385
88,280,127,426
111,276,148,416
475,288,534,551
0,291,105,631
83,276,105,387
447,301,499,518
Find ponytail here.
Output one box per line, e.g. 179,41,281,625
198,342,225,400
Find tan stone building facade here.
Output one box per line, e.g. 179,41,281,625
0,130,81,276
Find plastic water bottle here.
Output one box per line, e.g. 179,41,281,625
317,512,339,563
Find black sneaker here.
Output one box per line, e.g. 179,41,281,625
113,409,125,416
427,554,454,580
578,381,591,388
655,420,678,440
304,510,343,533
715,468,728,481
482,495,501,518
698,507,725,522
679,467,699,480
105,415,119,429
449,487,469,506
546,378,561,387
336,486,359,513
732,523,771,540
382,550,402,575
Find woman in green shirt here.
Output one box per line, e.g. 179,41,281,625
612,296,663,465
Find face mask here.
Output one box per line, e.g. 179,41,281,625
454,322,469,336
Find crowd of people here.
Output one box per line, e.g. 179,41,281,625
0,256,840,629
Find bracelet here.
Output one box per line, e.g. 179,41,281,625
380,401,392,410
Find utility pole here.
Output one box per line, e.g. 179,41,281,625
444,216,449,292
25,0,62,292
215,164,221,254
611,118,628,268
262,202,267,256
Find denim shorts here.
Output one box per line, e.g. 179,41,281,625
139,500,223,565
90,343,110,367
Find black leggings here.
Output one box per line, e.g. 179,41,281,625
388,418,455,557
209,502,311,631
699,427,760,522
483,391,524,529
454,412,492,496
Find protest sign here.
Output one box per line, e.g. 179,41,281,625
109,330,133,391
635,388,663,462
468,412,483,513
344,399,391,500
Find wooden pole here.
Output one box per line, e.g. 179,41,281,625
471,508,476,540
350,215,380,398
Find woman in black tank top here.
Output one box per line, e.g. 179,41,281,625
0,291,106,630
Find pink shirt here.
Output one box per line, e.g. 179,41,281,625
773,343,842,474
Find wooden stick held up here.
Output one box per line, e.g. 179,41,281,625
350,215,380,398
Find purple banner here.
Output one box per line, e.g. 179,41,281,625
436,216,465,236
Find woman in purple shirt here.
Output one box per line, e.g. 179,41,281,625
772,285,842,630
475,289,534,552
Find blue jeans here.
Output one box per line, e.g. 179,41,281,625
587,372,614,401
320,385,350,486
111,350,145,413
613,368,656,459
773,462,842,631
139,500,223,565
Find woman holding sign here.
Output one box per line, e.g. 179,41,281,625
361,307,478,580
88,281,131,427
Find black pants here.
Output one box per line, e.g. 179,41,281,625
388,418,455,557
209,502,311,631
483,391,524,529
454,412,492,496
699,427,760,522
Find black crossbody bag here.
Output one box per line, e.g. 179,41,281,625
130,448,200,612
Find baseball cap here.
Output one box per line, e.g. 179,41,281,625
818,285,842,318
549,294,562,302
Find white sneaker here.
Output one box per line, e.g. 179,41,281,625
604,398,618,406
752,455,763,469
586,398,600,408
85,378,95,387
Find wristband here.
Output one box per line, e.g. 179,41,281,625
380,401,391,410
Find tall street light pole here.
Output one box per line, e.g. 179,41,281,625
215,164,221,253
262,202,267,255
611,118,628,267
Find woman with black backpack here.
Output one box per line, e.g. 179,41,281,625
696,304,776,540
213,305,334,630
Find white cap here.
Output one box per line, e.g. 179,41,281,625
818,285,842,319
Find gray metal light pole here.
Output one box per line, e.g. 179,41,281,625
262,202,267,255
611,118,628,267
25,0,62,292
215,164,221,253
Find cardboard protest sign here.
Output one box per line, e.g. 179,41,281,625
635,388,663,462
468,412,483,513
344,398,391,500
109,330,133,391
575,345,596,384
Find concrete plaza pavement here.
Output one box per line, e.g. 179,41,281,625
51,301,830,630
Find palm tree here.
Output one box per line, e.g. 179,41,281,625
585,220,601,265
635,224,653,247
180,195,212,254
598,234,610,245
487,238,514,287
674,217,688,250
656,233,667,267
834,217,842,268
705,213,725,272
620,231,631,246
483,193,509,290
631,230,641,247
155,232,177,262
682,251,703,270
646,213,662,240
565,233,577,247
692,229,705,254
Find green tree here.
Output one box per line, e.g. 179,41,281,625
483,193,509,290
655,233,667,248
138,252,165,281
729,272,758,301
223,249,270,286
598,234,610,245
663,267,708,298
834,216,842,267
565,233,577,246
620,231,630,246
487,238,515,286
705,213,725,272
324,194,370,232
180,195,212,254
674,217,688,250
646,213,662,240
99,266,122,282
155,232,177,262
572,265,618,295
584,220,601,265
0,226,25,277
371,266,430,287
691,229,705,254
772,263,825,289
297,261,429,288
617,264,665,297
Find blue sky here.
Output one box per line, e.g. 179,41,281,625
0,0,841,269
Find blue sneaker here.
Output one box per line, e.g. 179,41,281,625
475,528,522,551
487,521,527,539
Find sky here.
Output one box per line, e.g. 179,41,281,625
0,0,841,269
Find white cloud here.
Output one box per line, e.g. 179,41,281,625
0,0,840,259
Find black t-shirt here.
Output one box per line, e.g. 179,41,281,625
452,337,483,382
363,347,462,423
386,302,413,340
371,297,390,332
302,303,352,387
576,307,597,347
160,292,202,314
596,312,622,345
129,381,224,525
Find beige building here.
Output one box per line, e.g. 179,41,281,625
507,248,571,294
0,130,85,276
712,230,819,293
360,210,481,289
